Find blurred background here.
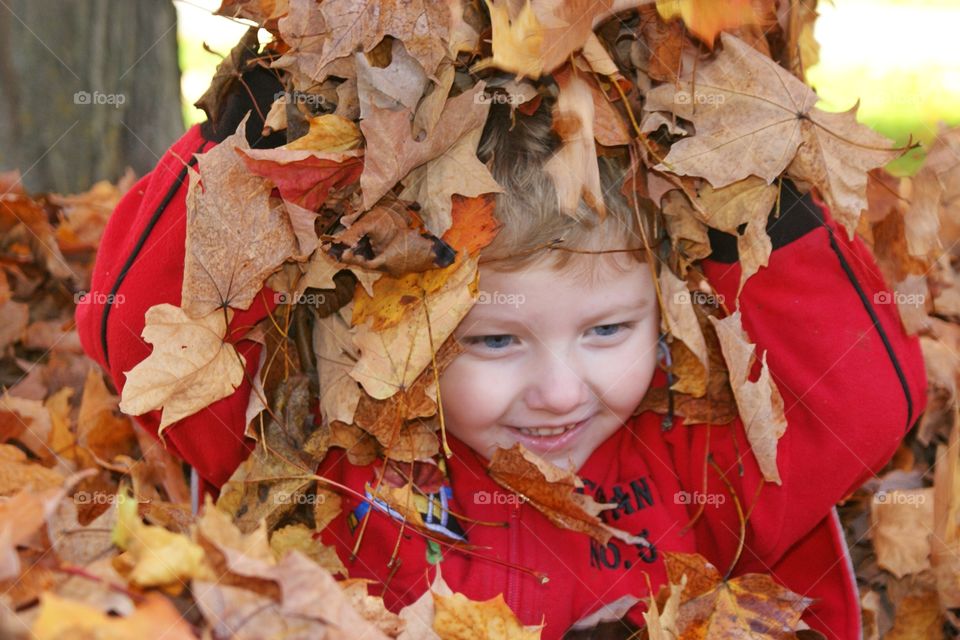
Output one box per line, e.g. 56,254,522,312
2,0,959,193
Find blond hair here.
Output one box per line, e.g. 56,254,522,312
475,100,655,279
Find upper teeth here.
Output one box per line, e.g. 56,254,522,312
517,424,576,437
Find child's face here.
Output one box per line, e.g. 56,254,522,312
439,254,660,472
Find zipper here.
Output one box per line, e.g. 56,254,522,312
505,499,522,617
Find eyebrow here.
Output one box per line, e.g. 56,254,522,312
580,299,652,325
463,299,652,331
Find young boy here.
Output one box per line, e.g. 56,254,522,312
77,73,927,639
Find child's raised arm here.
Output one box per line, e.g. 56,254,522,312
666,180,927,574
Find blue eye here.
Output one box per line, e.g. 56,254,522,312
591,323,630,337
464,335,517,350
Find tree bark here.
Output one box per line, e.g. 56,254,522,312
0,0,184,193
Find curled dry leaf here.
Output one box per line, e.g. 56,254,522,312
399,125,503,238
651,551,814,638
118,304,246,434
708,310,787,484
328,196,455,276
488,444,644,546
870,487,936,578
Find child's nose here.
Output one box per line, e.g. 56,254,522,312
525,356,591,415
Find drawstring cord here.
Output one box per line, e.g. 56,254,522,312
657,332,676,431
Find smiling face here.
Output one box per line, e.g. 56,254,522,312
438,252,661,472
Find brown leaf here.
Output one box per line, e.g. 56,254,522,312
350,254,477,400
646,34,900,238
399,125,503,238
328,196,450,276
488,444,642,546
545,72,606,220
182,117,298,317
356,38,430,118
871,488,935,578
652,551,814,638
360,81,490,210
312,0,450,81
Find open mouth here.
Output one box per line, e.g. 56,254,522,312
507,417,591,452
515,423,581,437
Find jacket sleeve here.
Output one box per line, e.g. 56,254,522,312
75,66,287,494
666,182,928,573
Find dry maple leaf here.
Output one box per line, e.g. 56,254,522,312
488,444,647,546
311,0,450,81
651,551,814,639
645,33,900,238
359,81,490,210
708,310,787,484
182,116,298,318
356,37,430,118
118,304,246,434
284,113,363,152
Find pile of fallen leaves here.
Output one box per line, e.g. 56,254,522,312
2,0,960,637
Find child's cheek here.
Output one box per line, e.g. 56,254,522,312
437,356,510,442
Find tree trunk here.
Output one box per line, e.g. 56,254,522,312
0,0,184,193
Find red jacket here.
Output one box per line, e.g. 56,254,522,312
78,118,927,638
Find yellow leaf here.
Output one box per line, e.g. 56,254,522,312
477,0,544,79
655,0,760,46
433,591,543,639
110,489,207,588
32,591,195,640
285,114,362,152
